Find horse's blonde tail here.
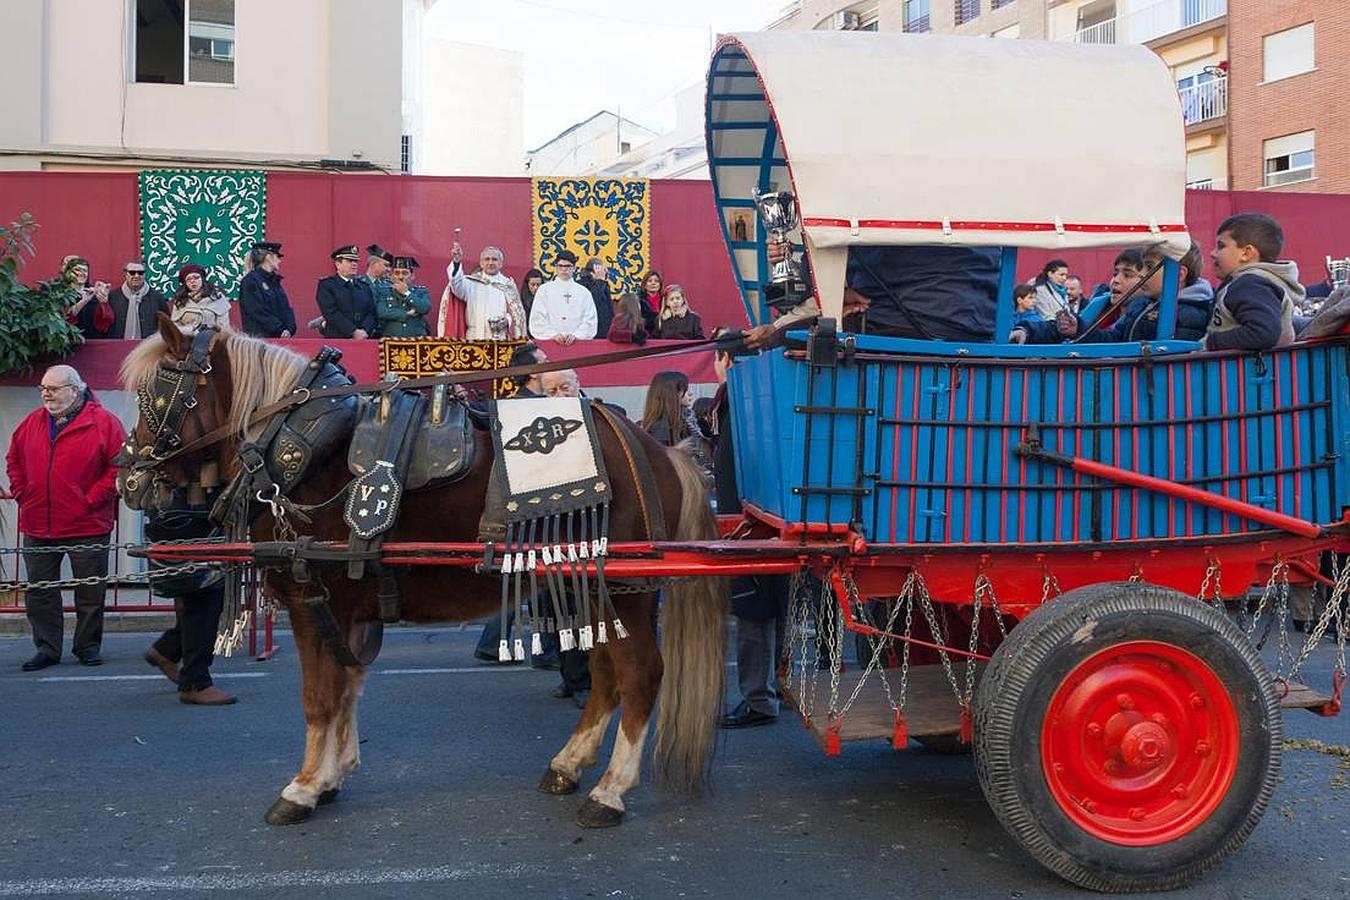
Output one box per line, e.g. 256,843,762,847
651,448,727,794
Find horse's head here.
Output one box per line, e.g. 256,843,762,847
117,315,307,512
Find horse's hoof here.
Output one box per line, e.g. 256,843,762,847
317,787,341,806
264,797,314,825
576,798,624,828
537,767,579,795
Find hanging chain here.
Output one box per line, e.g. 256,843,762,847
834,573,905,722
1197,558,1224,610
12,561,218,592
1287,560,1350,682
1041,568,1062,606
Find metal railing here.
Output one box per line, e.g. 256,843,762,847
1065,0,1226,44
1179,76,1227,125
1073,17,1117,45
905,14,931,33
955,0,980,25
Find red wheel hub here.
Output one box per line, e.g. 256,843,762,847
1041,640,1238,846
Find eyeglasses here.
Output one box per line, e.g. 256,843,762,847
556,263,575,269
39,384,76,395
125,270,145,276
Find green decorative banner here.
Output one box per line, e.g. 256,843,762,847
138,169,266,300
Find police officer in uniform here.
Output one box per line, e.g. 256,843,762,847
376,255,432,337
238,240,297,338
316,244,377,339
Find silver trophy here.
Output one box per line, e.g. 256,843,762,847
1328,255,1350,291
753,188,809,311
486,315,511,341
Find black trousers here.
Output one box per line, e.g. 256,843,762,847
22,533,111,660
150,583,225,692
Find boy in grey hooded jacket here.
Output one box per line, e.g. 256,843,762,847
1205,212,1303,351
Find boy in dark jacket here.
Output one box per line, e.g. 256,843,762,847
1204,212,1301,351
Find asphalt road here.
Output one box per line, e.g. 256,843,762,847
1,624,1348,900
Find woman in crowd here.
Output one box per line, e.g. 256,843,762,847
606,292,649,344
520,267,545,318
170,264,231,333
1032,258,1071,319
639,270,664,332
640,370,713,477
654,284,705,340
60,256,116,339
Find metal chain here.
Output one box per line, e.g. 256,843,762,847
834,572,907,723
1287,560,1350,681
0,535,227,557
1197,559,1224,610
824,577,844,718
7,560,218,592
1041,569,1062,606
914,572,962,701
1245,560,1288,642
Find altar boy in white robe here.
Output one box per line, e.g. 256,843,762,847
528,250,598,345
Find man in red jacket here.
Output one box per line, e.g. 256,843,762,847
3,365,124,671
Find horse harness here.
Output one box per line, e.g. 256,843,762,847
127,334,699,668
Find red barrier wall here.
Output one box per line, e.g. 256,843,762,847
1,172,747,331
3,172,1347,332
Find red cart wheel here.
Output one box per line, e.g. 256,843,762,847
975,583,1280,892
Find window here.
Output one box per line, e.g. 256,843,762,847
1263,131,1315,187
1074,0,1116,43
1263,23,1314,83
135,0,235,86
992,0,1014,8
904,0,930,32
956,0,980,25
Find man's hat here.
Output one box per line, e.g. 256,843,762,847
366,244,395,264
392,255,420,270
331,244,360,261
252,240,284,257
555,249,578,265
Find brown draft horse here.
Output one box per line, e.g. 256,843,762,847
119,320,727,828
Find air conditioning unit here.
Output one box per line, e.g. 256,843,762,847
835,10,861,30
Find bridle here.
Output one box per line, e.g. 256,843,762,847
120,328,224,506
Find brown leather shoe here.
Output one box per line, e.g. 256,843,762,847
179,686,237,706
144,649,179,684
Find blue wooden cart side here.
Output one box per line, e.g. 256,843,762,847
727,336,1350,545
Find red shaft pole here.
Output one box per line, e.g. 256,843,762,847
1069,456,1322,539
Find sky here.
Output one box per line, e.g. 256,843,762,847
425,0,788,148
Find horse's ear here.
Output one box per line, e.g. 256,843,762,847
156,313,182,354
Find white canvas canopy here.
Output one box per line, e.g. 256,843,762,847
705,31,1192,323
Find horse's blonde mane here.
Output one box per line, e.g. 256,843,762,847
119,330,309,440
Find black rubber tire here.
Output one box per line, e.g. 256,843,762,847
974,582,1281,893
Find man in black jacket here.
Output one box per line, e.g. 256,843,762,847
107,261,171,339
578,257,614,339
315,244,376,339
238,241,297,338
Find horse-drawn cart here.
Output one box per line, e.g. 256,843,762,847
127,31,1350,893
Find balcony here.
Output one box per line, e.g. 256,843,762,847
1179,76,1227,126
1074,17,1116,44
1065,0,1226,45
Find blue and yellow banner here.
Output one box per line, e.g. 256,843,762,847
531,177,650,294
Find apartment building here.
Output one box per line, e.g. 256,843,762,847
770,1,1348,194
0,0,452,174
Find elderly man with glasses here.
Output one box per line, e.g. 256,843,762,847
105,261,171,340
2,366,125,671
